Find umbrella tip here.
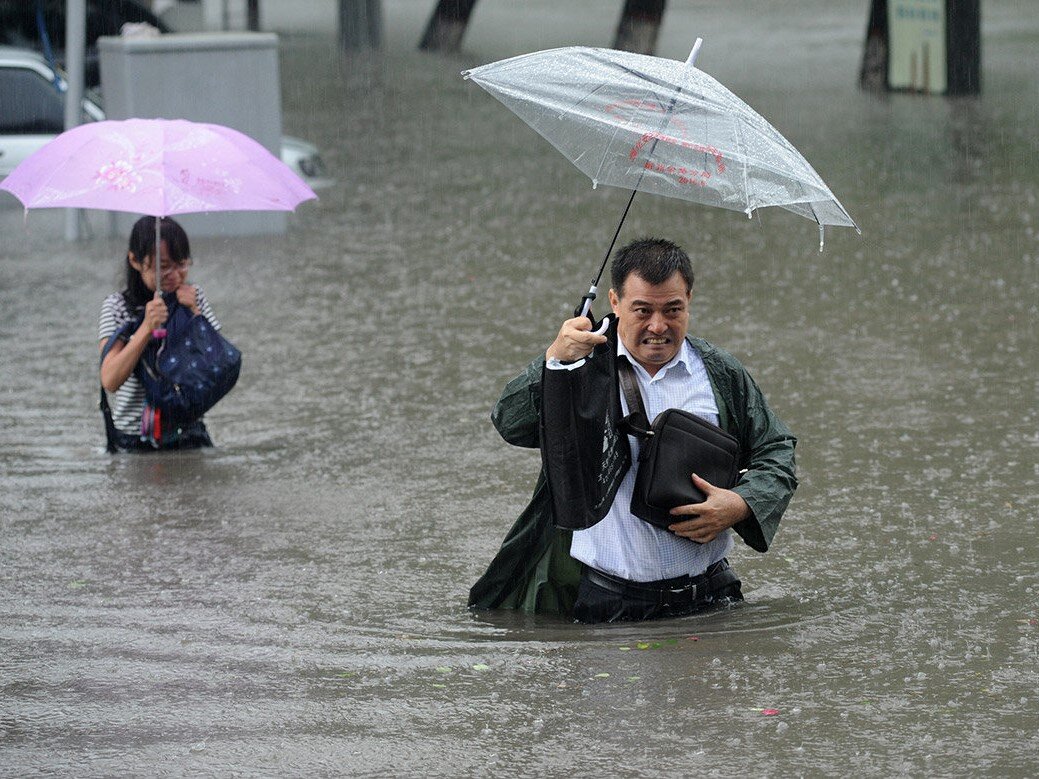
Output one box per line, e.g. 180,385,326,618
687,38,703,67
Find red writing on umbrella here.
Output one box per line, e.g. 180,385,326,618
178,169,242,197
642,161,711,187
629,132,726,187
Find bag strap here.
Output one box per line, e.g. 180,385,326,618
98,319,139,454
616,356,654,441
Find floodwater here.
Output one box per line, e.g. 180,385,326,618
2,1,1037,775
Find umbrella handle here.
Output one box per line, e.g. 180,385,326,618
574,284,598,320
572,298,612,340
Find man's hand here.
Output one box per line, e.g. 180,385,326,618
546,316,608,363
668,473,751,543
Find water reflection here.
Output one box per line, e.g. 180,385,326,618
1,1,1038,775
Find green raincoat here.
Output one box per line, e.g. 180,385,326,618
468,336,798,616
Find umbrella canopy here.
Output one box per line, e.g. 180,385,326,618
0,118,316,216
1,117,317,313
463,44,857,236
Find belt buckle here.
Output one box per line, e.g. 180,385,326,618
669,583,697,598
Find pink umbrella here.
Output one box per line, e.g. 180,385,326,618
1,118,317,328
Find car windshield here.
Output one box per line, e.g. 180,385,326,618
0,65,64,133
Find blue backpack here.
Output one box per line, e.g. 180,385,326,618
100,293,241,450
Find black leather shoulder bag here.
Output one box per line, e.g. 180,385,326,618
617,356,740,529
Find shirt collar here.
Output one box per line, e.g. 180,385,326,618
617,335,692,381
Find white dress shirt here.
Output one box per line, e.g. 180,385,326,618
562,338,734,581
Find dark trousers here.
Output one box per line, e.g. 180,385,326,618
109,420,213,453
572,558,743,624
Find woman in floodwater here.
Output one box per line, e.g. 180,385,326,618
98,216,222,452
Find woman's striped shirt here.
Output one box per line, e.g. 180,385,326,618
98,289,221,434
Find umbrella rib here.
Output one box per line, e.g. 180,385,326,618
466,47,858,244
590,77,668,184
600,56,691,99
587,65,698,298
591,67,688,187
732,116,753,217
568,82,609,115
583,52,696,185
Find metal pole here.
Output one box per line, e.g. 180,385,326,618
155,216,162,302
63,0,86,242
247,0,260,31
152,216,166,340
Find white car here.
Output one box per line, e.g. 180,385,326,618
0,46,333,190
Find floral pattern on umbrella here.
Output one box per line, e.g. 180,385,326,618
0,118,316,217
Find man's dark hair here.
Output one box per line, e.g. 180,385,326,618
610,238,694,297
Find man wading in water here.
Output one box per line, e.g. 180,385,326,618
469,238,798,623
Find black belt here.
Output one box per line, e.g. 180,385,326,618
585,558,737,602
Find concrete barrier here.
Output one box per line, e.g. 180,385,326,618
98,31,286,236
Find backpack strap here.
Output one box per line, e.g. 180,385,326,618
98,319,139,453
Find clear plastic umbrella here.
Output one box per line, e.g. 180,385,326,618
464,40,859,315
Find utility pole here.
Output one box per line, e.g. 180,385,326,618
63,0,86,241
946,0,981,94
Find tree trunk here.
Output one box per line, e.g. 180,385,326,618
859,0,888,91
946,0,981,95
339,0,383,49
613,0,666,55
419,0,480,52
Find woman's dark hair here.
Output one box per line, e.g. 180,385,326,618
122,216,191,310
610,237,694,297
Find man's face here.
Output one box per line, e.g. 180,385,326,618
609,271,691,375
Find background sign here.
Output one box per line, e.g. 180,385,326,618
888,0,948,93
